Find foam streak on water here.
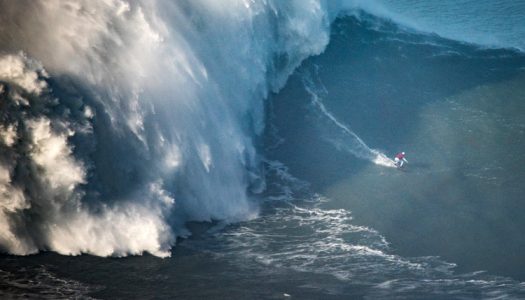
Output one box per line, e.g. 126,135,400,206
301,67,396,168
182,164,525,298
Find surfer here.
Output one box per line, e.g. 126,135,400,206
394,152,408,168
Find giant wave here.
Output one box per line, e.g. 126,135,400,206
0,0,523,258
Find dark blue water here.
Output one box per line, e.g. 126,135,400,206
270,13,525,280
2,7,525,300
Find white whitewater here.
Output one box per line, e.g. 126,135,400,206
0,0,333,257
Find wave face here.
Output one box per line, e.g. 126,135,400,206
268,6,525,284
301,67,396,168
0,0,332,257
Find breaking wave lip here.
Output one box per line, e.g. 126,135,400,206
0,0,334,257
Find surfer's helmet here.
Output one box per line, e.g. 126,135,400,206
402,152,405,155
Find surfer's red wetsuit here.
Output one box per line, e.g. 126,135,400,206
395,152,405,160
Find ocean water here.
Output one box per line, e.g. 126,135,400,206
1,1,525,299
